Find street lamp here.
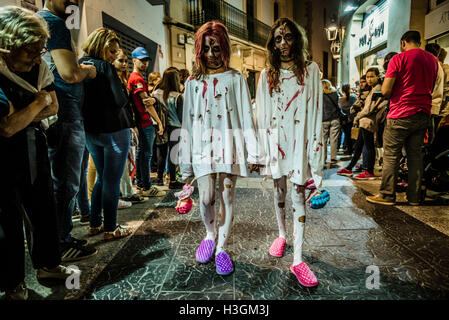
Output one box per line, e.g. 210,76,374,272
325,25,338,41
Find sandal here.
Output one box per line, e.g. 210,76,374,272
88,224,104,237
104,225,133,241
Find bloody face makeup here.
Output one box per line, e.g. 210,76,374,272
274,24,294,60
203,35,223,69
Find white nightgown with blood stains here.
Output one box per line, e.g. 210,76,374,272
179,69,258,180
255,61,324,188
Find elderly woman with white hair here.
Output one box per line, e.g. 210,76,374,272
0,6,79,300
321,79,342,164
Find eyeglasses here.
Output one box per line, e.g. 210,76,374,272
24,46,48,60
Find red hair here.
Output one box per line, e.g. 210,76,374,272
192,21,231,79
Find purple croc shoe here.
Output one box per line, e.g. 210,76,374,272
215,251,234,275
196,239,215,263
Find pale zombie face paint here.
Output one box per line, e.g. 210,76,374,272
203,35,223,69
274,24,294,60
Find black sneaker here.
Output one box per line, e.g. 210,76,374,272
60,242,97,262
71,237,88,246
122,194,148,203
80,214,90,225
154,178,164,186
169,181,184,190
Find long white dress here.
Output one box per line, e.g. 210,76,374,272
255,61,324,188
179,69,258,180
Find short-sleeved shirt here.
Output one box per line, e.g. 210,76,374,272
0,88,10,118
37,9,84,121
385,48,438,119
128,72,152,128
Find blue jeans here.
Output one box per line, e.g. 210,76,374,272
76,147,90,216
86,129,130,232
136,126,155,190
47,120,86,243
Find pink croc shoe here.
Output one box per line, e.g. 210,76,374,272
290,262,318,287
269,237,286,257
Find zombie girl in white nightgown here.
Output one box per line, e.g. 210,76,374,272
254,18,324,287
179,21,258,275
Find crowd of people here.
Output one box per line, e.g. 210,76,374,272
0,3,189,300
0,1,448,301
321,31,449,207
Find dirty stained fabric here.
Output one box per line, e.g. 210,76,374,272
179,69,258,180
255,62,324,188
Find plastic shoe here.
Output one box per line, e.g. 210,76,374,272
195,239,215,263
290,262,318,287
215,251,234,275
337,168,353,177
37,265,81,280
269,237,286,257
305,179,316,190
354,170,376,180
307,190,330,209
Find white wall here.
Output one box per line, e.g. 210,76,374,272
256,0,274,26
78,0,167,72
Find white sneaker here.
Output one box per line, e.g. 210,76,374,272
118,200,132,210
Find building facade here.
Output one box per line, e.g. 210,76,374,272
167,0,294,98
293,0,341,85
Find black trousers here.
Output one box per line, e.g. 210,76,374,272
347,127,375,174
156,126,180,182
0,128,61,291
342,120,354,153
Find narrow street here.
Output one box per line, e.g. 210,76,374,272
9,156,449,301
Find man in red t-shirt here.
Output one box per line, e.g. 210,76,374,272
128,47,165,197
367,31,438,206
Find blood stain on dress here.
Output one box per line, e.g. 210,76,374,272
213,78,219,96
285,89,300,111
202,80,208,99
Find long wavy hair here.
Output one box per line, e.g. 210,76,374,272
192,21,231,80
266,18,310,96
158,68,181,105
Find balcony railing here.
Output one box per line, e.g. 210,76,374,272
188,0,271,47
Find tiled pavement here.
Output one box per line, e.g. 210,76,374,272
2,158,449,300
83,165,449,300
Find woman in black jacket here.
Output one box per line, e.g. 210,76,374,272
79,28,134,241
